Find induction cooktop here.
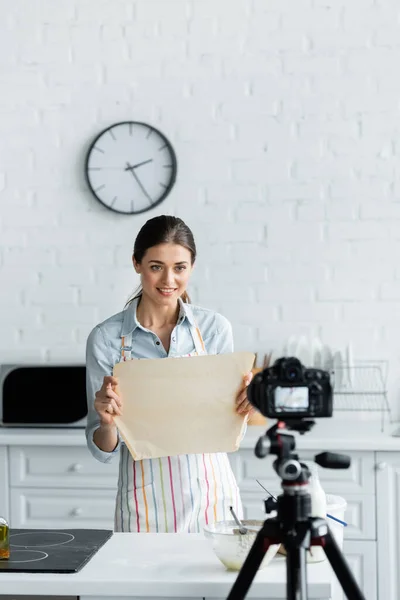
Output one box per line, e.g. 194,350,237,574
0,528,113,573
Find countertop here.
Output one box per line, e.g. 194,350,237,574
0,427,87,445
241,416,400,451
1,417,400,451
0,532,334,598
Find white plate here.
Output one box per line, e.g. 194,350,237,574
295,335,312,367
332,350,343,389
321,345,333,373
345,343,354,389
311,337,323,368
268,349,281,367
284,335,298,358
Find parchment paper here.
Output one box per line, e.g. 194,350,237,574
112,351,255,460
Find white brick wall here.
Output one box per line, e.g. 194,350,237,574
1,0,400,417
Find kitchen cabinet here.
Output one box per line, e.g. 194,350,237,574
376,452,400,600
231,448,376,496
9,446,119,488
1,424,400,599
10,487,116,529
8,445,118,529
343,541,377,599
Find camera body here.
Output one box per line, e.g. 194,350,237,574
248,357,333,420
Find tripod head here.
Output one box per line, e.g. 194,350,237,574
255,419,351,519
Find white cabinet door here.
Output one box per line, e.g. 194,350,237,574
376,452,400,600
10,488,116,529
342,541,377,600
0,447,9,521
241,493,376,541
9,446,118,489
231,450,375,495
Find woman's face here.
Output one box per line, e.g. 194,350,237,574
133,243,193,306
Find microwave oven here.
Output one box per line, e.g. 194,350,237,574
0,364,87,428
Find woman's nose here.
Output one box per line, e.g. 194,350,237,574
162,270,175,285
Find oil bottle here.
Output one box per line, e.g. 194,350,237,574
0,517,10,559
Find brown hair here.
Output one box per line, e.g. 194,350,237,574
125,215,196,306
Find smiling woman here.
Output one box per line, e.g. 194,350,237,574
85,215,254,533
128,215,196,310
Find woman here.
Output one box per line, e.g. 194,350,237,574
86,215,253,533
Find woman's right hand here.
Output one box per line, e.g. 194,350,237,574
94,376,122,425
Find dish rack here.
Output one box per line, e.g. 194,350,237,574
331,360,391,431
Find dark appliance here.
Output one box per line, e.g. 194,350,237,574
0,365,87,427
0,529,113,573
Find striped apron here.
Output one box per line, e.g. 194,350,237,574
114,318,243,533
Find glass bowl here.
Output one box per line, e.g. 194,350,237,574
204,519,280,571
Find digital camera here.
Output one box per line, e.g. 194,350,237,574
247,357,333,420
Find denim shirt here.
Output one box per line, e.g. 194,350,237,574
85,297,234,464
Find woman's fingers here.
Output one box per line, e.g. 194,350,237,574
94,377,122,423
235,371,254,413
102,375,119,388
105,385,122,407
95,383,122,406
237,399,253,414
236,391,247,407
238,371,253,396
236,389,253,413
104,398,121,417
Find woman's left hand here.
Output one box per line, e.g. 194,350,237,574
235,371,254,415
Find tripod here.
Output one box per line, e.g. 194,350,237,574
227,420,366,600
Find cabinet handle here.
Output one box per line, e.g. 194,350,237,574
69,463,83,472
376,461,387,471
70,507,83,517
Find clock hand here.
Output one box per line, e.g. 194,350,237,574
126,162,153,205
124,159,153,171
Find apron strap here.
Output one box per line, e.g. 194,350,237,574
181,302,206,355
120,333,132,361
192,323,206,355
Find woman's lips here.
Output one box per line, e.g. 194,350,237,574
156,288,177,296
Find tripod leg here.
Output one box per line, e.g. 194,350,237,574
322,529,366,600
286,545,308,600
227,520,279,600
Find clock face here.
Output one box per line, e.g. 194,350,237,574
85,121,177,215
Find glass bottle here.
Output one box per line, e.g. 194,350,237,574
0,517,10,560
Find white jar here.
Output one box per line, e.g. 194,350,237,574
308,463,327,519
307,462,327,563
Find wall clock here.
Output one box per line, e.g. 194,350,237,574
85,121,177,215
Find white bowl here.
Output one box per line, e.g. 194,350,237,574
204,520,280,571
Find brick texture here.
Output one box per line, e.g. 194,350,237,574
0,0,399,416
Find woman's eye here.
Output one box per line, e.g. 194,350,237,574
150,265,186,272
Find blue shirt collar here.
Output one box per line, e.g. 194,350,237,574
120,296,195,337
